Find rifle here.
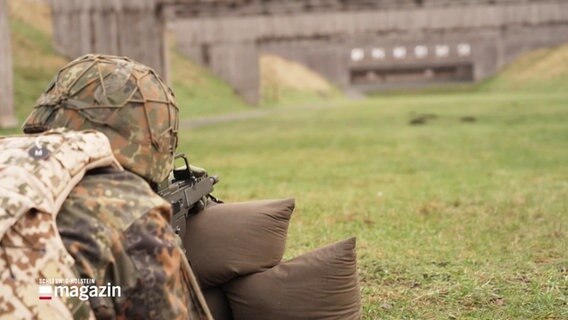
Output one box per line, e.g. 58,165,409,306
157,153,218,238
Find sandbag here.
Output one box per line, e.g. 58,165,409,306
202,287,233,320
183,198,295,288
223,238,361,320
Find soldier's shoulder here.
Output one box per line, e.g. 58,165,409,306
61,168,170,231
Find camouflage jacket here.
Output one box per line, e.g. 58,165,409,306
56,168,211,319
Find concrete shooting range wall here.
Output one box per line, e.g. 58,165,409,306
0,0,565,128
174,0,568,102
40,0,568,104
50,0,169,81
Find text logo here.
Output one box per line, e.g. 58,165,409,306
38,278,121,301
38,286,52,300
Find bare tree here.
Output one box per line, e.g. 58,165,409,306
0,0,17,128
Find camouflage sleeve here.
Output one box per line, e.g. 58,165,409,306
60,204,210,319
121,206,192,319
57,171,211,319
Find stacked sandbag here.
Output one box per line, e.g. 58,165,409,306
183,198,295,289
183,198,361,320
224,238,361,320
201,287,233,320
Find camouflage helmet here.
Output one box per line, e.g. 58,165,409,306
23,54,179,184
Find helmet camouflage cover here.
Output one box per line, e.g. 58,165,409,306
23,54,179,184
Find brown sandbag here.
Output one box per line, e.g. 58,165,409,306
223,238,361,320
202,287,233,320
183,198,295,289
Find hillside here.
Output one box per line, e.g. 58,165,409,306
483,44,568,92
260,54,341,106
6,0,248,122
6,0,342,124
8,0,66,122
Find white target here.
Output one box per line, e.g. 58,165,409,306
435,45,450,57
393,46,407,59
414,45,428,58
372,48,386,59
351,48,365,61
457,43,472,57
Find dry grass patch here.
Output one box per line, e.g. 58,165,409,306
260,54,341,106
484,44,568,92
8,0,52,35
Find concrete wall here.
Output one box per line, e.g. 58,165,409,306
172,0,562,18
0,0,17,128
259,39,350,86
50,0,169,81
174,0,568,99
46,0,568,104
175,2,568,43
209,42,260,104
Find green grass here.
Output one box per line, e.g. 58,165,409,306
180,91,568,319
9,17,66,122
261,84,343,108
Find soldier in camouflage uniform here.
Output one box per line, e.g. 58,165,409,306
23,55,212,319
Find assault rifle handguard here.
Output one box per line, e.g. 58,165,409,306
157,153,218,238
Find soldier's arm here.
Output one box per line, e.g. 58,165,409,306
58,171,211,319
121,205,196,319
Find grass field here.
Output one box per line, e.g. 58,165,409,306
180,91,568,319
